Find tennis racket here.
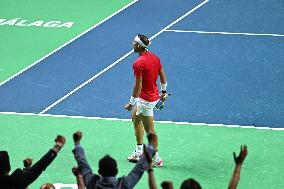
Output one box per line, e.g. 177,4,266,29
155,93,171,110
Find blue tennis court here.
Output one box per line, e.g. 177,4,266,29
1,0,283,128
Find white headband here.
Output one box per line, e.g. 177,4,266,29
134,35,148,48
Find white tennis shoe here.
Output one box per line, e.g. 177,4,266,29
127,149,143,163
153,156,163,167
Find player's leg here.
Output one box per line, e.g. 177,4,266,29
141,110,163,167
141,115,156,149
127,106,144,162
133,107,144,145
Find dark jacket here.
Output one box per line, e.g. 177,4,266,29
0,149,57,189
73,144,154,189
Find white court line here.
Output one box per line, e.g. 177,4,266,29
39,0,210,114
1,111,283,130
0,0,139,87
165,29,284,37
39,50,133,114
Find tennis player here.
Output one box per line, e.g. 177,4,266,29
124,34,167,167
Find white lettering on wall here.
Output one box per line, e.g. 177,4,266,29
0,18,74,28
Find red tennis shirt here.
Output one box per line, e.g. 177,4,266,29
133,51,162,102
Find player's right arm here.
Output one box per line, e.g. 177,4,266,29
132,76,142,98
125,60,143,111
125,76,142,111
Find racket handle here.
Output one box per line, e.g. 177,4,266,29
155,100,164,110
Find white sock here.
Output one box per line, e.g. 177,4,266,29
153,151,161,161
136,144,143,152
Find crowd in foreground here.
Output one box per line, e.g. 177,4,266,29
0,131,247,189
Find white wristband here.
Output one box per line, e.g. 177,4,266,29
129,96,137,105
161,82,167,92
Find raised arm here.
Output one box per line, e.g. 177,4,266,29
72,131,97,189
16,135,65,187
72,166,85,189
145,143,157,189
228,145,248,189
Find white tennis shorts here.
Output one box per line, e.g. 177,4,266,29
136,98,159,116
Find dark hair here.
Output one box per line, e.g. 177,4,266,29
161,181,173,189
98,155,118,177
40,183,56,189
0,151,11,176
180,178,202,189
138,34,150,46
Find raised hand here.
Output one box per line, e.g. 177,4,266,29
73,131,83,145
55,135,66,146
233,145,248,165
23,157,33,169
72,166,81,176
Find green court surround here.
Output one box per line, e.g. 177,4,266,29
0,0,133,82
0,114,283,189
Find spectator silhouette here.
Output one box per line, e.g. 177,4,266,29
0,135,66,189
72,130,156,189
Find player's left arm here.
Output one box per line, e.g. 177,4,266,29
158,68,167,101
158,68,167,85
